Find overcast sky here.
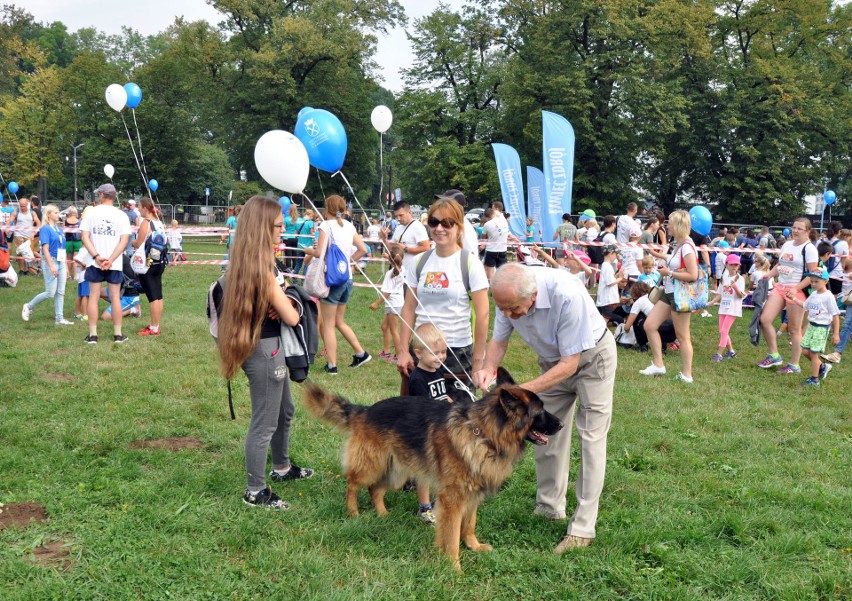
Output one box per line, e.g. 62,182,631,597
22,0,465,92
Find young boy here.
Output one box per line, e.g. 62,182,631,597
406,323,453,526
596,244,625,324
800,268,841,386
637,255,661,287
167,220,184,262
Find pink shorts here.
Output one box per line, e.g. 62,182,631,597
772,283,806,305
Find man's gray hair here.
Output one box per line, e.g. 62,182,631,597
491,263,537,299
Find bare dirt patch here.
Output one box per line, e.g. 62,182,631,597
29,540,72,569
41,372,74,383
0,502,47,530
129,437,204,450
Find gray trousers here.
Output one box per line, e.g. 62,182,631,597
534,332,616,539
242,336,294,491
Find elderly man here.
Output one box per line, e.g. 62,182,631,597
473,263,615,553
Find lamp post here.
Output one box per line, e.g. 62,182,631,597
71,143,84,204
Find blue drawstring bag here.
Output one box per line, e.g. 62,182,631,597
325,230,349,287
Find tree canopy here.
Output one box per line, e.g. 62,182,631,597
0,0,847,222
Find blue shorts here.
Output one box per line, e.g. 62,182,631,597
78,281,90,297
85,266,123,285
106,296,140,315
322,279,353,305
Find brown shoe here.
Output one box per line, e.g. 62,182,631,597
554,534,592,554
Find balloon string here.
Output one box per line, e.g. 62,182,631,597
132,109,151,183
329,170,475,390
316,168,326,200
378,132,384,213
121,113,150,196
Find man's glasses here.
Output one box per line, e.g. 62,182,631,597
427,216,457,229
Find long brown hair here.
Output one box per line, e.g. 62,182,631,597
324,195,346,227
218,196,282,379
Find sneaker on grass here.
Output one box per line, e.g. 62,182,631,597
801,377,820,387
722,350,737,360
818,362,832,380
84,335,98,344
269,464,314,482
416,506,436,526
757,354,783,369
243,487,290,509
639,364,666,376
776,363,801,374
113,334,129,343
349,352,372,368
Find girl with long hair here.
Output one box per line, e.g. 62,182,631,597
302,194,370,374
217,196,313,509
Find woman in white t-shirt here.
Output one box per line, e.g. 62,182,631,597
397,198,489,389
302,195,370,374
639,210,699,383
756,217,819,373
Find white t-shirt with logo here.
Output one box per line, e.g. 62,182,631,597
805,289,840,326
380,267,405,309
168,227,183,250
719,271,745,317
405,250,488,347
483,215,510,252
776,240,818,287
829,238,849,280
621,247,643,277
391,219,429,273
79,204,132,271
366,224,382,242
318,219,358,280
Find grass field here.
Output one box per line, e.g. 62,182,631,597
1,239,850,600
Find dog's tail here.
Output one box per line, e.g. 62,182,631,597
301,381,361,432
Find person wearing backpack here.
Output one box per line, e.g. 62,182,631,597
217,196,312,510
826,222,849,296
396,197,490,392
131,198,167,336
302,194,371,375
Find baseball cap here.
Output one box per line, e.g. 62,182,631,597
128,199,136,206
436,189,466,207
95,183,117,198
725,254,741,265
806,268,829,280
717,240,730,248
603,244,621,255
629,226,642,238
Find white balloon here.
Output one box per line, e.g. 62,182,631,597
254,130,310,194
371,105,393,133
105,84,127,112
104,164,115,179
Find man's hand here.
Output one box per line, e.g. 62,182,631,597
472,368,497,391
396,350,414,376
98,256,111,270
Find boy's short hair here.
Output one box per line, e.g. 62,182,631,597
816,241,833,257
171,219,178,226
411,323,447,353
641,255,654,267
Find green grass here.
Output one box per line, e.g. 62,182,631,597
1,239,850,600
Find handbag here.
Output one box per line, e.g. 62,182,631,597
614,323,636,346
130,241,150,275
303,231,330,298
672,243,708,312
648,285,665,304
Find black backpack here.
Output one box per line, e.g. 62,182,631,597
587,231,608,265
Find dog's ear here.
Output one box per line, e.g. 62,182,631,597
497,385,529,411
495,367,515,386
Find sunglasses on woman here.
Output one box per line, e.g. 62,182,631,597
427,216,457,229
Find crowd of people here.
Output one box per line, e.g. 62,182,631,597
3,187,849,556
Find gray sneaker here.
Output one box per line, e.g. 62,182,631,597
21,304,31,322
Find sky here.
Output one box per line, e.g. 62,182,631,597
22,0,465,92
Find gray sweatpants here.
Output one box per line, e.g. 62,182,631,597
534,332,616,539
242,336,295,491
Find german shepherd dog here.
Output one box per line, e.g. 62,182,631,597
302,368,563,569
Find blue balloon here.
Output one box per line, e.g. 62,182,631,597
297,106,313,121
7,181,18,194
294,108,348,173
278,196,291,213
124,82,142,109
688,205,712,236
149,179,159,192
824,190,836,206
783,228,791,237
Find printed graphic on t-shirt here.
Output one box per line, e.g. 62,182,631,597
92,221,117,237
424,271,450,292
428,377,448,402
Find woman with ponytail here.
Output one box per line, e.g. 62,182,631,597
218,196,313,509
